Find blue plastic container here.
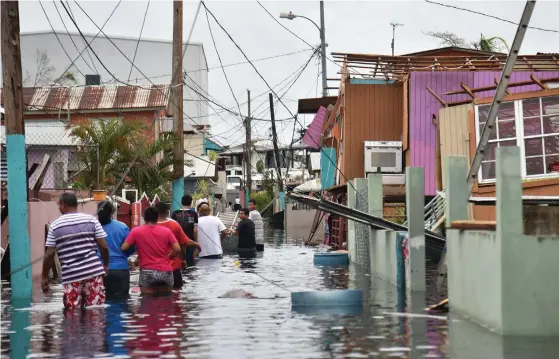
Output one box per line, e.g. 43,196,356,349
291,289,363,309
313,252,349,266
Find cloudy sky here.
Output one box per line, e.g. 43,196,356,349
14,0,559,146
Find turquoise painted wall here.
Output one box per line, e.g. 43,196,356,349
349,78,396,85
320,146,336,190
203,133,222,155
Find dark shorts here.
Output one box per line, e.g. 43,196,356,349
173,269,183,289
256,244,264,252
104,269,130,299
237,247,257,259
233,204,241,211
139,269,174,289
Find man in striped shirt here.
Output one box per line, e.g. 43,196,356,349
42,192,110,310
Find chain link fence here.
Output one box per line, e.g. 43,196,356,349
354,186,370,271
1,129,99,192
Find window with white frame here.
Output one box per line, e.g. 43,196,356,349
475,95,559,182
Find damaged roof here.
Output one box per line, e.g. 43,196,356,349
0,84,171,113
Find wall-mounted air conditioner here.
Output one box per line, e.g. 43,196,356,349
364,141,402,174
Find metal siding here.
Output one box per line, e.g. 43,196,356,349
410,72,474,195
439,104,472,188
473,71,559,98
343,83,403,182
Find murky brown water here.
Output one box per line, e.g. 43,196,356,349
1,229,557,358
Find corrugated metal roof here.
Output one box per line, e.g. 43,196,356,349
303,106,327,149
0,84,171,112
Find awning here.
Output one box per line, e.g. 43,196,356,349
302,106,327,149
298,96,337,114
294,178,321,193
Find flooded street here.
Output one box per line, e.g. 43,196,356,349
1,228,558,358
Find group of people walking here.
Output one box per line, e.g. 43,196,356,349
41,192,265,310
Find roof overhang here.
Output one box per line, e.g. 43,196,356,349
298,96,337,114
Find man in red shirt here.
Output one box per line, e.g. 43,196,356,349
121,206,181,294
154,202,200,288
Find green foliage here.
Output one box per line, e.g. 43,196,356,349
193,179,210,201
424,30,509,52
256,159,265,174
250,191,273,212
69,118,177,198
262,170,276,200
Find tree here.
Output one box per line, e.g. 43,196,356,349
424,31,510,52
23,49,78,87
69,119,178,197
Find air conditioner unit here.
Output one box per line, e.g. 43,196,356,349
364,141,402,174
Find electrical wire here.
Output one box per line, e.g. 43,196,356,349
63,1,100,75
425,0,559,34
38,1,87,82
204,5,243,120
202,1,356,191
50,1,97,75
128,0,150,82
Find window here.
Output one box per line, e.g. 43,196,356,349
475,95,559,182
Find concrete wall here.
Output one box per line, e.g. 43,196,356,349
446,151,559,336
2,201,99,283
369,230,399,285
285,206,324,242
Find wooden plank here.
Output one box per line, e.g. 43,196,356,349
426,87,448,107
460,82,477,99
450,220,496,230
530,73,548,90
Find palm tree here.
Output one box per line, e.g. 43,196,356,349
69,119,179,196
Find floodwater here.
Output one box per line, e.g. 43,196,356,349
1,228,558,358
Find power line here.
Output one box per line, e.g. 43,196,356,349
128,0,150,82
204,5,243,120
125,48,312,83
50,1,96,75
202,1,356,191
38,1,86,80
424,0,559,34
63,1,100,75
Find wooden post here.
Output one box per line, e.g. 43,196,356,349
245,89,252,197
170,0,184,211
432,114,442,191
269,93,284,192
1,0,32,298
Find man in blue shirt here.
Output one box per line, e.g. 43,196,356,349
97,200,135,299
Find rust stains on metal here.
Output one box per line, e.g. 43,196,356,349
0,84,171,112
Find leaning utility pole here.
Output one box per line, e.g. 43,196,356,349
245,89,252,195
170,0,184,211
269,93,284,193
1,0,32,298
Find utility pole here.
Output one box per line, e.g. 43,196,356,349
245,90,252,199
170,0,184,211
269,93,284,193
390,22,403,56
1,0,32,298
319,1,328,97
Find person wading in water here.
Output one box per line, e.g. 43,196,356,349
121,206,181,294
196,204,228,259
232,208,257,259
248,199,265,251
97,200,135,299
154,202,200,289
42,192,110,310
171,195,199,266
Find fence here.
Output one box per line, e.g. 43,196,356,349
2,131,99,191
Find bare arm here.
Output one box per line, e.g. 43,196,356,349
121,241,132,252
41,247,56,292
96,238,109,269
170,241,181,258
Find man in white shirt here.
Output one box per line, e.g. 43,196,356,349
233,196,241,212
196,204,228,259
248,199,265,251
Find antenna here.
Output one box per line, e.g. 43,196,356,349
390,22,404,56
